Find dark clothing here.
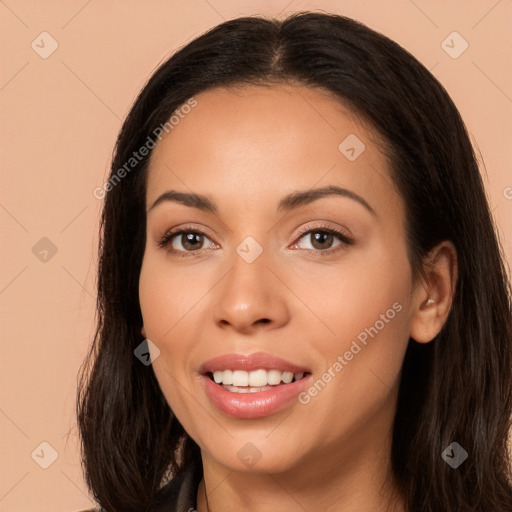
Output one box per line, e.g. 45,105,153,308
77,460,201,512
154,459,201,511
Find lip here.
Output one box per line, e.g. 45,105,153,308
201,374,312,419
199,352,310,374
199,352,312,419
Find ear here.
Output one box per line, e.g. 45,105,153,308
141,325,147,338
410,241,458,343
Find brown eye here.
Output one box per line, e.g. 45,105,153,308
293,226,353,254
158,228,217,256
308,231,335,250
177,232,205,251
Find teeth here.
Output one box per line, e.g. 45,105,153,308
267,369,282,385
223,384,272,393
232,370,249,387
211,369,306,387
223,369,233,385
248,369,267,387
213,369,233,384
282,371,293,384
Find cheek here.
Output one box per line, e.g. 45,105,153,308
139,256,206,430
294,239,411,348
138,253,215,399
294,237,412,402
139,254,208,339
293,293,410,443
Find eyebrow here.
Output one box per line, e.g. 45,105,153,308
147,185,376,216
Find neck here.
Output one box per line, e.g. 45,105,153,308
196,424,405,512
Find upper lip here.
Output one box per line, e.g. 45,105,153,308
200,352,310,374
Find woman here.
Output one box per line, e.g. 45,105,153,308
77,12,512,512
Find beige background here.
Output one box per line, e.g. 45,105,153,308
1,0,511,510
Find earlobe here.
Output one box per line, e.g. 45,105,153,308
409,241,458,344
141,325,147,338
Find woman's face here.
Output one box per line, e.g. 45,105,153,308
139,84,419,476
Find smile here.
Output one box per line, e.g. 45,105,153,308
200,353,312,418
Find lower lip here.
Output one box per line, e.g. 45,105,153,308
201,374,311,419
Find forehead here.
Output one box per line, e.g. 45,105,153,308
149,83,372,165
145,84,399,218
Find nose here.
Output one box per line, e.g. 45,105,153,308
211,246,290,335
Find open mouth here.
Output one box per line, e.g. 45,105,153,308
206,369,311,394
200,354,313,418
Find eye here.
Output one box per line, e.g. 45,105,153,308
157,226,217,256
157,223,354,258
291,225,354,255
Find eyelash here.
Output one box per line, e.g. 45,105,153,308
157,223,354,258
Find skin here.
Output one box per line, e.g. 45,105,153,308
139,84,457,512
